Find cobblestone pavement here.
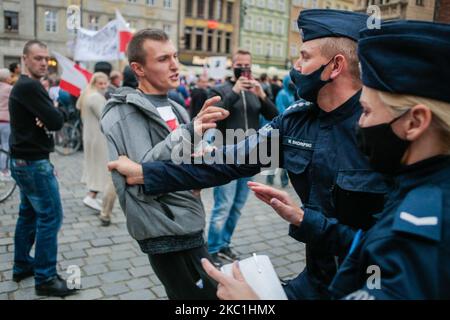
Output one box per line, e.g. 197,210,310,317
0,152,306,300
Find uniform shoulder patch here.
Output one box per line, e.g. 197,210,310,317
284,100,313,115
259,123,274,137
392,185,442,242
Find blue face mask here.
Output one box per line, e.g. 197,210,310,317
289,58,334,103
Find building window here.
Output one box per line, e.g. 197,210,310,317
128,0,137,2
226,2,233,23
216,0,223,21
243,38,252,51
185,27,193,50
88,15,100,31
207,30,214,52
266,19,273,33
290,44,298,57
45,9,58,33
198,0,205,18
217,31,223,52
275,43,283,57
225,32,232,54
4,11,19,33
291,19,298,32
267,0,275,9
163,24,172,34
244,15,253,30
146,0,156,5
255,41,263,55
209,0,215,19
416,0,424,5
186,0,193,17
256,17,263,31
266,42,273,57
257,0,265,7
196,28,204,51
276,20,284,34
311,0,318,8
163,0,172,8
278,0,286,11
128,20,138,30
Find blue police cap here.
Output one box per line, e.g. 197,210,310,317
297,9,369,42
358,20,450,103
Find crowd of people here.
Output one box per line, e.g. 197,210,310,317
1,7,449,300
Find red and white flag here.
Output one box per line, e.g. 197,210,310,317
157,106,179,131
53,52,92,97
116,9,133,54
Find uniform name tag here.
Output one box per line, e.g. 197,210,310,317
283,137,314,150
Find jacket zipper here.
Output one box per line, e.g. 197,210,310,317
241,91,249,132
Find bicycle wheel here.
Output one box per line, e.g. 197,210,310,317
0,149,16,203
54,122,82,156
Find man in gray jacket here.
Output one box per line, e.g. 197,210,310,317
101,29,228,300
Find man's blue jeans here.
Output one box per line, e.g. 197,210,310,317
10,158,63,285
207,177,252,254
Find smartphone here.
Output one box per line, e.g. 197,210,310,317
241,68,252,79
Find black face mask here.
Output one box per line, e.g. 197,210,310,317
289,58,334,103
356,111,411,174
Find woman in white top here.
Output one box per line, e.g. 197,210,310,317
77,72,117,226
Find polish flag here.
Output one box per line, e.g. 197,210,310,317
116,9,133,54
53,52,92,97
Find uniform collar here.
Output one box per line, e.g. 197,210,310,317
318,90,362,127
394,155,450,191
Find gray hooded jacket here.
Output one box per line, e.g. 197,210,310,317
100,87,206,254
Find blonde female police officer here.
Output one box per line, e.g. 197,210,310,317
200,19,450,300
329,19,450,299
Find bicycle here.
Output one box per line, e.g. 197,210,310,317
54,109,83,156
0,148,17,203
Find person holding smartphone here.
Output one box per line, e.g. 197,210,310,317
201,50,279,266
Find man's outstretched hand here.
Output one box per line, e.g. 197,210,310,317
193,96,229,136
107,156,144,185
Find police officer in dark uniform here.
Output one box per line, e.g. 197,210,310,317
201,19,450,300
327,20,450,299
107,9,390,300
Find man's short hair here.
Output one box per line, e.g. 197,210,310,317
233,49,252,62
316,37,360,83
23,40,47,55
110,70,122,81
127,29,170,65
95,61,113,77
8,63,19,73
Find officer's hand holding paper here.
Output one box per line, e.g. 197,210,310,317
201,254,288,300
